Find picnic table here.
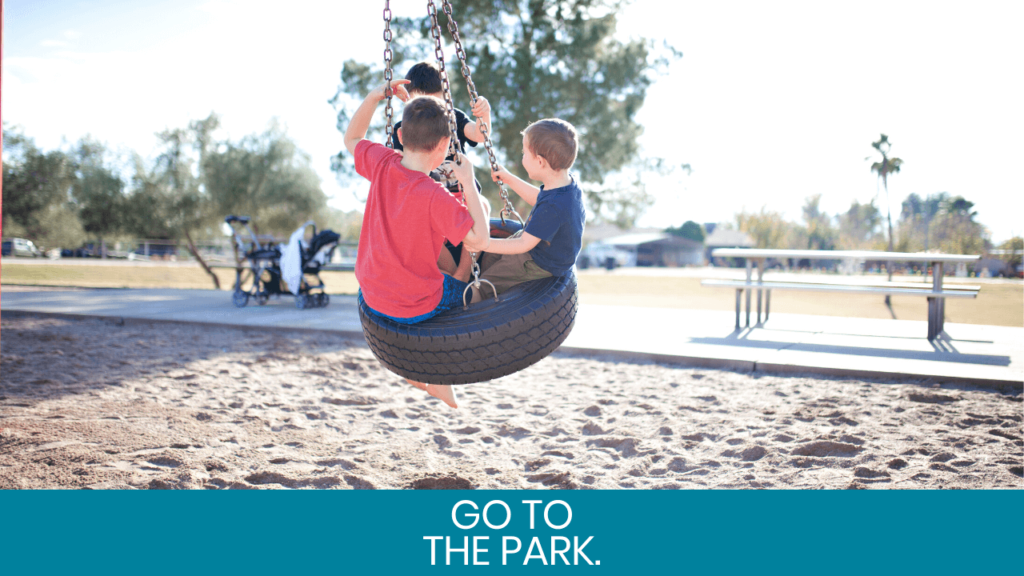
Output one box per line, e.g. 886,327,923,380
703,249,981,340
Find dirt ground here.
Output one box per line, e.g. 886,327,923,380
1,315,1020,490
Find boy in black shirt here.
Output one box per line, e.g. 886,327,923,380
392,62,492,185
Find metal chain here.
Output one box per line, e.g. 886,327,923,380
383,0,395,148
440,0,523,227
427,0,461,162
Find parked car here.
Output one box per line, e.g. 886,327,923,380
1,238,43,258
134,244,179,259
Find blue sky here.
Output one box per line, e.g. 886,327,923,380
4,0,1022,242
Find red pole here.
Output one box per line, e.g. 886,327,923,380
1,0,5,244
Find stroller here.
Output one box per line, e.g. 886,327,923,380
225,215,341,309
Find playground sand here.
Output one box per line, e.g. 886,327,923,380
1,315,1021,490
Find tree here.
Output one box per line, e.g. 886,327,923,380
868,134,903,301
329,0,679,226
801,194,837,250
665,220,705,242
931,196,986,255
867,134,903,255
898,192,945,252
998,237,1023,270
837,199,883,250
70,137,127,254
735,207,796,249
202,118,327,236
2,126,77,244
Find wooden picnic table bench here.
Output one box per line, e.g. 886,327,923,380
702,249,981,340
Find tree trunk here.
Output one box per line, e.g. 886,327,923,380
884,179,893,305
183,230,221,290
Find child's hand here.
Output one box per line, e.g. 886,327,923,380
471,97,492,134
471,97,491,119
373,79,411,102
451,152,475,186
490,164,512,183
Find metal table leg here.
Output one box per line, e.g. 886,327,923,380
756,258,764,325
745,259,752,327
735,289,741,329
765,289,771,322
928,261,943,340
935,262,944,336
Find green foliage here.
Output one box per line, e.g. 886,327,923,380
122,114,328,241
801,194,837,250
837,199,883,250
34,203,88,249
3,117,329,251
202,118,328,236
735,207,797,249
2,126,77,243
867,133,903,251
330,0,678,226
665,220,705,242
896,192,987,254
70,137,126,238
321,207,363,242
998,237,1023,268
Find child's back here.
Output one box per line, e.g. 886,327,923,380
354,139,472,317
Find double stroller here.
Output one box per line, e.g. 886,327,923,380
224,215,340,309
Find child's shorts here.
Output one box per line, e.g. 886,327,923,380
360,274,469,325
474,250,553,300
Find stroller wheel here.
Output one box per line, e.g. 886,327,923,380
295,294,307,309
321,293,330,308
257,292,270,305
232,289,249,308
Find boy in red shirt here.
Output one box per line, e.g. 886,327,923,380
344,80,490,409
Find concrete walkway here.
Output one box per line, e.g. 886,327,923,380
2,286,1021,390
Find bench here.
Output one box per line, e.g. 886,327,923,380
703,249,981,340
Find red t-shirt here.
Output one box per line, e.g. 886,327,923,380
354,140,474,318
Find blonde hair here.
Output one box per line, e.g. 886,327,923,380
523,118,578,171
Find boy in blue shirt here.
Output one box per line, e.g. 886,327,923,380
471,118,585,302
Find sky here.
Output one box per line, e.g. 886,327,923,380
3,0,1023,243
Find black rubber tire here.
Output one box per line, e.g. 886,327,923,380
359,270,578,385
232,290,249,308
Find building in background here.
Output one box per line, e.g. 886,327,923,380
581,233,704,268
703,223,755,265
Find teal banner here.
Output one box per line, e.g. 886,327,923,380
2,491,1020,574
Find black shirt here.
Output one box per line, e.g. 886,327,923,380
392,108,477,159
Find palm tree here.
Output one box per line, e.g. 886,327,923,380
868,134,903,295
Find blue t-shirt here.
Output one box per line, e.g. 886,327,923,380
524,177,585,276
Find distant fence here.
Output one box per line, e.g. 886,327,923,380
63,238,358,265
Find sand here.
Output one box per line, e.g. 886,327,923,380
1,315,1021,490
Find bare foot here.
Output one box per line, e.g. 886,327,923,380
426,384,458,409
406,379,428,391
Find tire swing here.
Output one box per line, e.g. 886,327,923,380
358,0,578,384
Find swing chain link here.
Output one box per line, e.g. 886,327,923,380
383,0,395,149
439,0,523,228
427,0,462,163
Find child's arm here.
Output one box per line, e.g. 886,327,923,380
451,152,491,253
491,165,540,206
462,97,492,144
485,232,542,255
343,79,411,155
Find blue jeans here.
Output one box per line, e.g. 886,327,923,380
360,274,469,324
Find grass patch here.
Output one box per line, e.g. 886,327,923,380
3,262,1020,327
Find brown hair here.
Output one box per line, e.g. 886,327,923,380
400,96,450,152
523,118,578,171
